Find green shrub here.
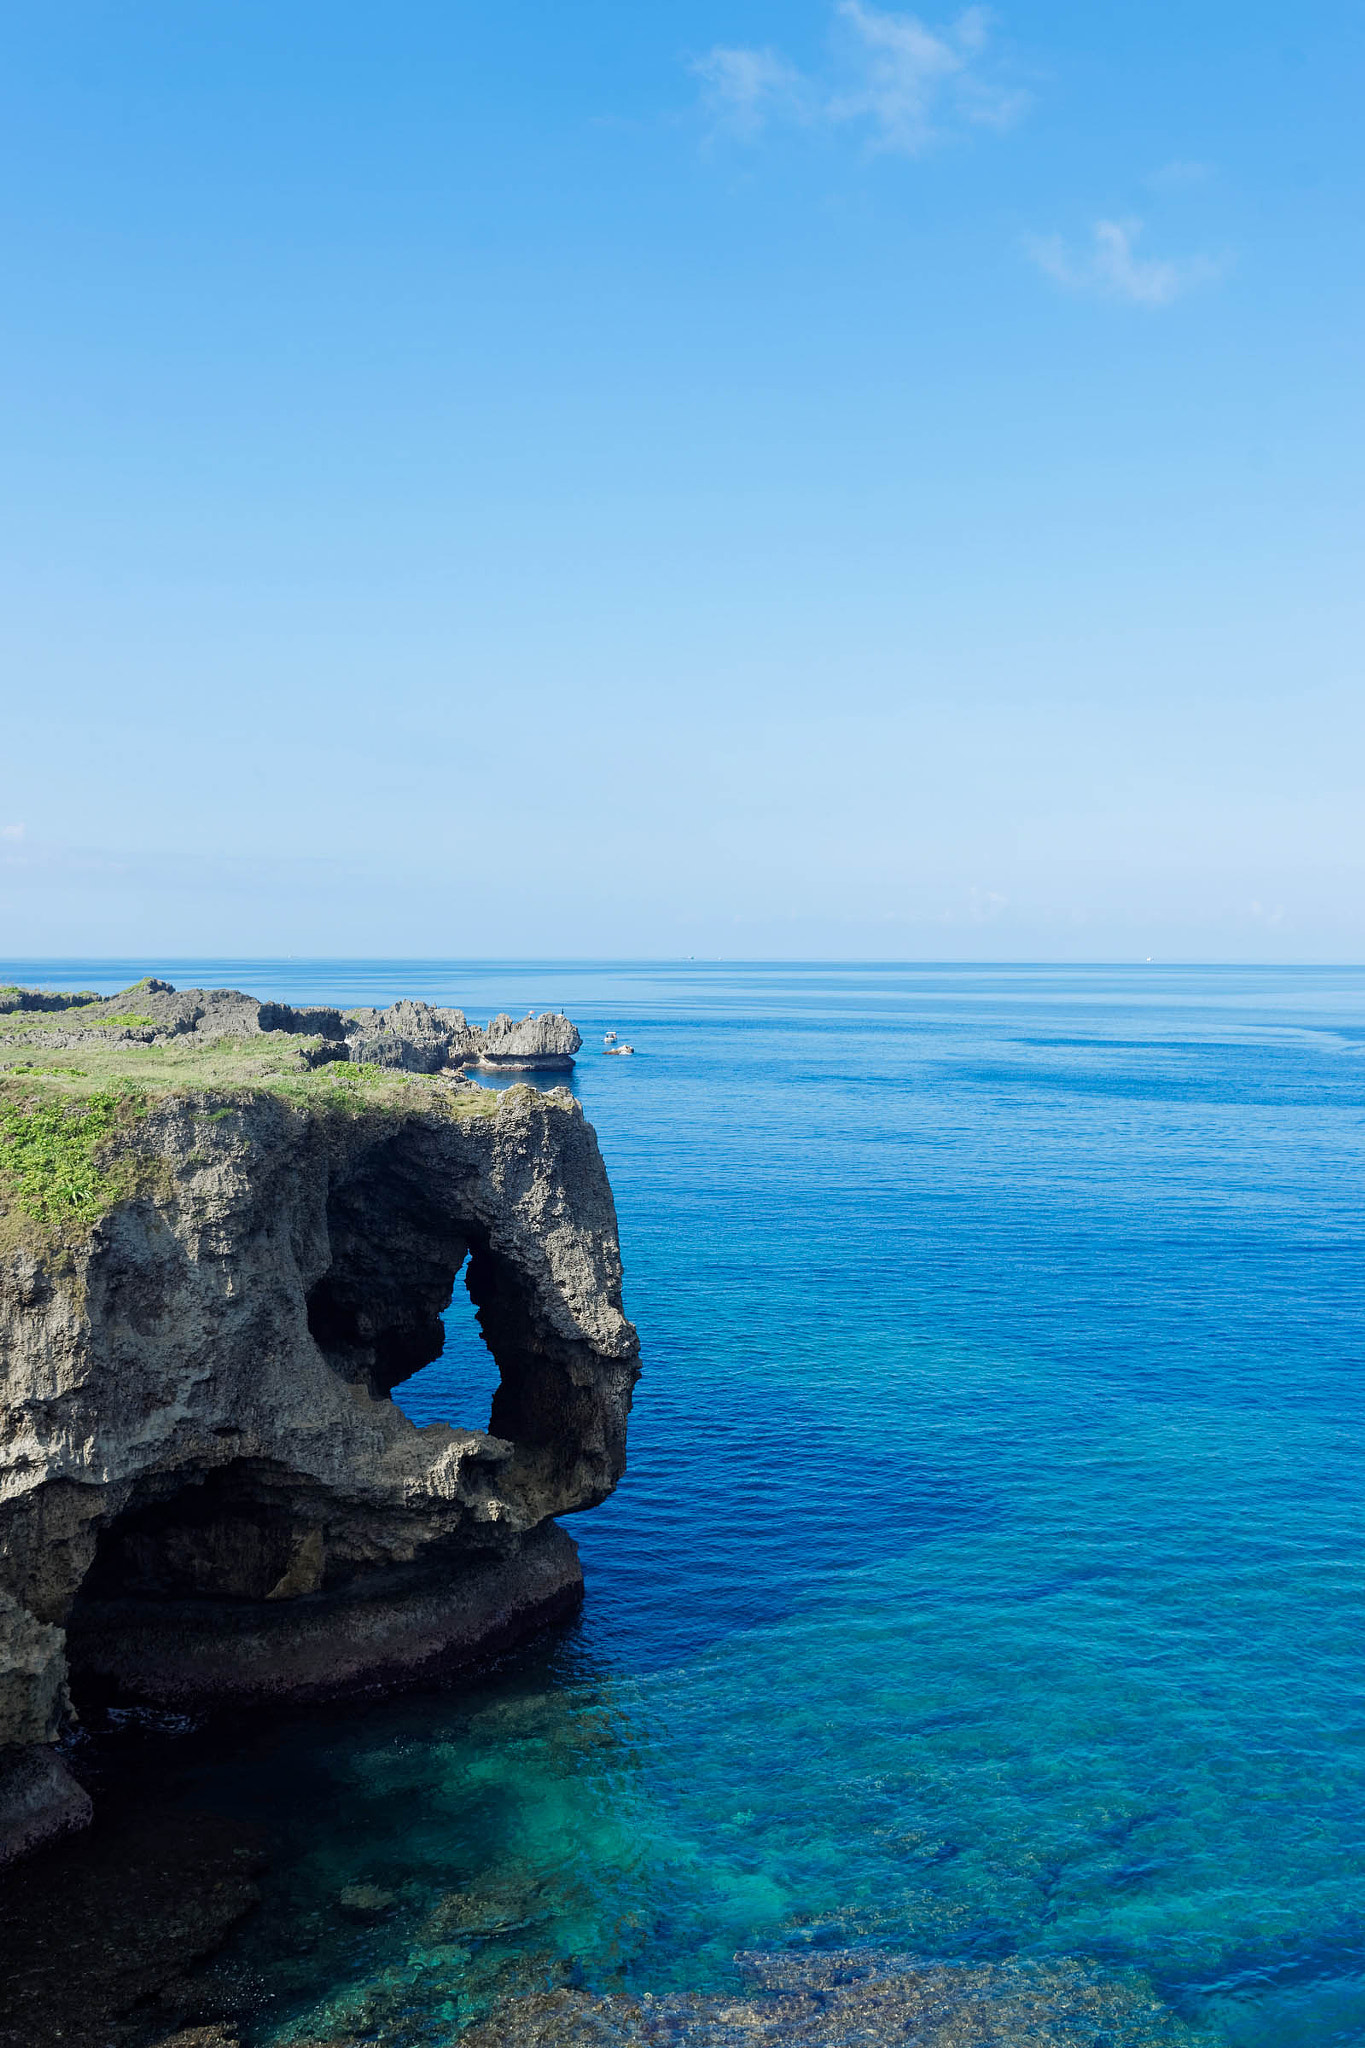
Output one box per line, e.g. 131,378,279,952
0,1088,142,1223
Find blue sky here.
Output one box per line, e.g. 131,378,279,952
2,2,1361,960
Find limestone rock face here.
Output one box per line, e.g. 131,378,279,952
2,980,584,1073
0,1079,637,1861
345,1001,582,1072
1,979,350,1058
343,999,482,1071
475,1011,583,1070
0,1590,67,1745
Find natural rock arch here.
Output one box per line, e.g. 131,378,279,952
0,1082,638,1857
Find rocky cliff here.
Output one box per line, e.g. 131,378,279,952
0,991,637,1864
1,979,583,1072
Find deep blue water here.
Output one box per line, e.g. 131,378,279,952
11,960,1365,2043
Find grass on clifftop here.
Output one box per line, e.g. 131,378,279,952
0,1087,144,1226
0,1034,510,1247
0,1036,506,1110
0,1007,156,1037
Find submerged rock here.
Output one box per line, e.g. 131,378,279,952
335,1883,398,1921
417,1879,551,1941
0,996,638,1860
459,1950,1202,2047
0,1798,266,2048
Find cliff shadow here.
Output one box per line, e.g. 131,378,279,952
303,1137,472,1406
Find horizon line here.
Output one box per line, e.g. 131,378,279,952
3,957,1363,973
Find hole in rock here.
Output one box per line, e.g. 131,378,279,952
391,1257,503,1433
303,1158,506,1433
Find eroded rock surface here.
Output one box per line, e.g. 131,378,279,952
0,1048,637,1862
476,1011,583,1070
343,998,481,1071
0,980,582,1072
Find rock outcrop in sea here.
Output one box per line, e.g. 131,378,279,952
0,984,636,1865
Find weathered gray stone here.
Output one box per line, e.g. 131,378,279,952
0,988,102,1014
85,980,349,1043
343,998,481,1072
0,1587,67,1746
473,1011,583,1070
0,1066,638,1857
343,1001,580,1073
1,981,352,1060
1,980,584,1076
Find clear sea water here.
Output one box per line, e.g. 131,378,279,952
11,960,1365,2044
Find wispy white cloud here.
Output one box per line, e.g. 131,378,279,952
692,3,1026,155
692,46,809,140
1025,218,1226,307
830,2,1027,150
1,824,24,841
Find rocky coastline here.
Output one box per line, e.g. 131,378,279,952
0,984,1207,2048
1,980,583,1073
0,983,637,1870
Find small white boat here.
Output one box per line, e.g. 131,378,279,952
604,1031,617,1044
603,1043,635,1057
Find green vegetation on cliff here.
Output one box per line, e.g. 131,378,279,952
0,1089,140,1224
0,1040,500,1106
0,1012,108,1037
0,988,102,1014
0,983,570,1255
0,1040,506,1252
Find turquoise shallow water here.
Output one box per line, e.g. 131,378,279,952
11,960,1365,2043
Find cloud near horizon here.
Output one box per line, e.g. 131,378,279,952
693,2,1026,155
1025,218,1226,307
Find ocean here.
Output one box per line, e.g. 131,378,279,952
8,959,1365,2044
